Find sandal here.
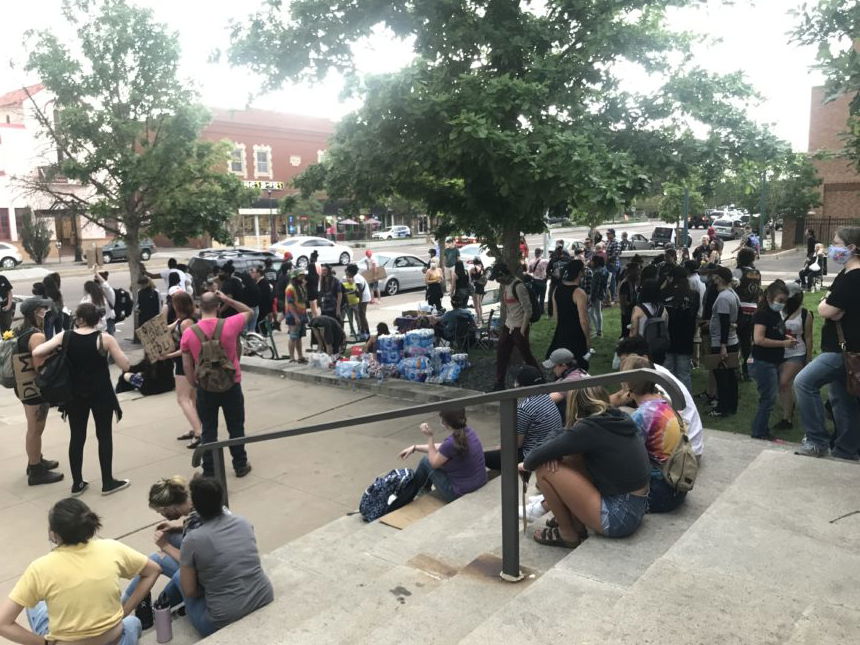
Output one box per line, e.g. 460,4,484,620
533,526,582,549
297,357,308,364
186,436,201,450
544,517,588,540
176,431,195,441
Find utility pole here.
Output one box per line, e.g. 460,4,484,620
682,186,690,252
759,170,767,250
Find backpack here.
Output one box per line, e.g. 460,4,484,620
736,266,762,309
0,332,19,388
113,288,133,323
642,304,670,364
662,414,699,493
191,320,236,393
359,468,415,521
551,257,570,281
514,278,543,323
35,331,75,405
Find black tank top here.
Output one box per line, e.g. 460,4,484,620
66,331,113,401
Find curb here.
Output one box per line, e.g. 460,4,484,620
240,356,499,413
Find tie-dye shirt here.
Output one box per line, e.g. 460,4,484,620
630,398,682,467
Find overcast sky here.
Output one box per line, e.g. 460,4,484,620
0,0,823,151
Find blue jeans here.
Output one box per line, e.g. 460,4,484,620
794,352,860,458
398,456,457,503
664,353,692,395
122,533,183,607
750,359,779,438
171,570,218,637
589,300,603,335
648,473,686,513
245,307,259,333
196,382,249,477
27,601,141,644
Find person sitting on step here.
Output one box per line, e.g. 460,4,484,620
177,476,273,637
398,408,488,504
0,498,160,645
521,386,650,549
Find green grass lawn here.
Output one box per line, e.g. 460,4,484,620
461,291,829,443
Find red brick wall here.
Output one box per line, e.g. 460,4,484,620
809,87,860,217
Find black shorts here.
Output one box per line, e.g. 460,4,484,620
174,356,184,377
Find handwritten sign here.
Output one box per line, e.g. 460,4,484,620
13,354,40,401
137,316,174,360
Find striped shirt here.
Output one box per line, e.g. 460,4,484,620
517,394,564,457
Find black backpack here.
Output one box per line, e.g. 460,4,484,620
359,468,415,521
642,304,670,364
35,331,74,405
736,266,762,305
514,278,543,323
113,288,133,323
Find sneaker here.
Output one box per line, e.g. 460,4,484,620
830,451,860,462
707,409,724,418
235,464,253,478
794,441,828,458
518,498,547,524
772,419,793,431
71,481,89,496
102,479,130,495
27,463,65,486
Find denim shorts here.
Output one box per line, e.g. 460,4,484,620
600,492,648,538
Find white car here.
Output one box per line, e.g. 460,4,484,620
372,225,412,240
0,242,24,269
268,236,352,268
458,243,495,268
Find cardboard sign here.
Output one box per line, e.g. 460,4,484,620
86,244,103,268
360,267,387,283
13,353,40,401
138,316,174,360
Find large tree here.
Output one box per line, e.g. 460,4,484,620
230,0,762,269
21,0,250,291
794,0,860,168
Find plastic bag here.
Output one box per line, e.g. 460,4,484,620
335,360,368,380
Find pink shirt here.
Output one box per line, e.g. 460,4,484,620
180,314,246,383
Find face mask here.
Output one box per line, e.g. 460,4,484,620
828,245,854,265
769,302,785,313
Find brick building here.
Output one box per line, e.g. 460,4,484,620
199,108,335,248
790,87,860,248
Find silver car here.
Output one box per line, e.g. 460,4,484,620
375,253,428,296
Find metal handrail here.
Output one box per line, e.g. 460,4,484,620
192,368,685,581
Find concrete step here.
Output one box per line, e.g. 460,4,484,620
459,431,768,642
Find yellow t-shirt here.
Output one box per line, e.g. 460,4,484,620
9,539,148,641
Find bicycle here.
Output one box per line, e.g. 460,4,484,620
240,329,274,359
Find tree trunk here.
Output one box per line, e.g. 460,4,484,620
501,226,521,275
124,225,143,342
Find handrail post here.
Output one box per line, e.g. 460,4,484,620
499,398,524,582
213,447,229,507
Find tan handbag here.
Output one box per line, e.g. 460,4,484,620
701,351,740,370
836,321,860,397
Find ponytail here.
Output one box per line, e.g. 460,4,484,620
148,475,189,510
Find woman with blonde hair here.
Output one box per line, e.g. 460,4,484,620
521,386,650,548
122,476,199,608
161,291,203,448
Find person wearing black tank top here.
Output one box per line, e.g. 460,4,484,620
161,291,203,449
546,260,590,369
34,303,132,497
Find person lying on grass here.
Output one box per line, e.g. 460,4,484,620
520,386,650,549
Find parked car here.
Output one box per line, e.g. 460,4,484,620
544,215,571,228
187,248,281,294
97,238,156,264
452,234,479,248
625,233,652,250
374,253,428,296
650,227,691,249
0,242,24,269
458,243,495,268
268,236,352,268
712,218,744,240
372,225,412,240
687,213,710,229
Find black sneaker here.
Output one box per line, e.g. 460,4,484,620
772,419,793,431
71,481,89,496
40,456,60,470
235,464,253,478
101,479,130,495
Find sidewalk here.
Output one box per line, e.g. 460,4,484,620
0,369,502,603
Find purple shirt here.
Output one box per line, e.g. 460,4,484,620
438,427,487,497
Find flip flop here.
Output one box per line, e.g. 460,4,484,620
533,526,582,549
186,436,201,450
176,431,195,441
